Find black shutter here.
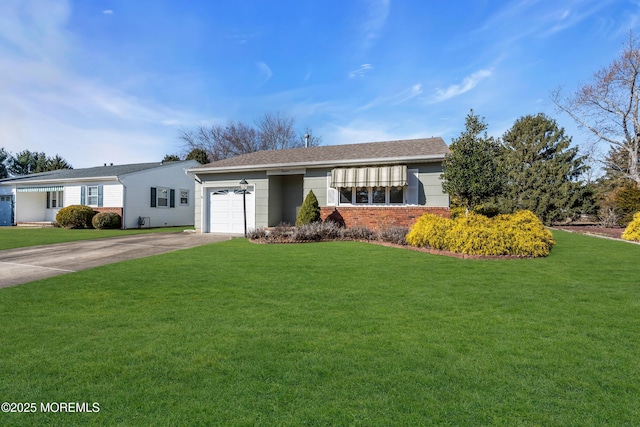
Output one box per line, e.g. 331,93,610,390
46,192,50,209
150,187,157,207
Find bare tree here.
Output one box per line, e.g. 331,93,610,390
552,32,640,186
256,111,297,150
178,112,321,162
299,127,322,147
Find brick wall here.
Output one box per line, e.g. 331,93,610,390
94,207,123,216
320,206,450,230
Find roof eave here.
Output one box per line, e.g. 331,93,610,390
188,154,446,175
1,176,119,186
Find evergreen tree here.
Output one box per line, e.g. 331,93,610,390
7,150,72,175
441,110,504,211
499,113,589,225
0,148,9,179
163,154,181,162
185,148,210,164
295,190,321,226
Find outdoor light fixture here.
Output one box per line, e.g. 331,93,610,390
239,178,248,237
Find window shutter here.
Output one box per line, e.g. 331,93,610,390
98,185,103,207
81,186,86,205
407,169,419,205
170,189,175,208
326,173,337,206
46,192,50,209
150,187,157,207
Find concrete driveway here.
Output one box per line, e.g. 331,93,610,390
0,232,237,288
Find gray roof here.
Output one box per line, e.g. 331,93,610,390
192,137,449,173
0,161,195,184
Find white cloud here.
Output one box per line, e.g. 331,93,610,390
256,61,272,85
360,0,390,48
432,69,493,103
102,9,114,15
358,82,423,110
0,0,200,167
349,63,373,78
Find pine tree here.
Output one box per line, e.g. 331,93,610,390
441,110,504,211
296,190,321,226
499,113,590,225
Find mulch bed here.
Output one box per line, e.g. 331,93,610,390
551,225,624,240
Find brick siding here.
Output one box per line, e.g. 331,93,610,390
320,206,450,231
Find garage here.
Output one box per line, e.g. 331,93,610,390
208,188,255,233
0,195,14,226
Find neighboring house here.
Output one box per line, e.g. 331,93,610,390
0,160,200,228
188,138,450,234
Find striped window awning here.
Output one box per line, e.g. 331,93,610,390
330,165,407,188
16,186,64,193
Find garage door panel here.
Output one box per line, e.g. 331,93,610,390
209,189,255,233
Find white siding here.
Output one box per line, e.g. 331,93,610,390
64,185,82,205
119,161,199,229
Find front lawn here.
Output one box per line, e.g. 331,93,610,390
0,231,638,425
0,226,194,250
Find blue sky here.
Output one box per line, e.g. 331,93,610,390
0,0,638,168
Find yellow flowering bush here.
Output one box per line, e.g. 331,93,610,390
405,213,452,250
407,210,555,257
622,212,640,242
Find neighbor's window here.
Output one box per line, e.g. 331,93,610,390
180,189,189,206
157,187,169,207
49,191,63,208
87,186,99,206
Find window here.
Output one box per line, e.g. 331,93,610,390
180,190,189,206
355,187,369,204
339,188,352,204
151,187,175,208
48,191,63,208
389,186,404,204
157,188,168,207
337,186,406,205
87,186,99,206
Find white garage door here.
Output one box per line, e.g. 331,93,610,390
209,189,255,233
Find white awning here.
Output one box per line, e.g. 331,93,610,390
16,186,64,193
330,165,407,188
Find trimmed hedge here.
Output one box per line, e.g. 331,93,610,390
56,205,97,229
622,212,640,242
406,210,555,257
92,212,122,229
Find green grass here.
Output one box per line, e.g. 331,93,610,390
0,226,194,250
0,231,639,426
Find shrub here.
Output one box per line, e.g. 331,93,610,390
378,226,409,245
56,205,97,229
296,190,321,226
407,210,555,257
247,228,267,240
92,212,122,229
341,226,377,241
622,212,640,242
406,213,452,250
612,185,640,226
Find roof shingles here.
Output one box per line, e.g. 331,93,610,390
194,138,449,171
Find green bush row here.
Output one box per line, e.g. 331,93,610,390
406,210,556,257
55,205,121,229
